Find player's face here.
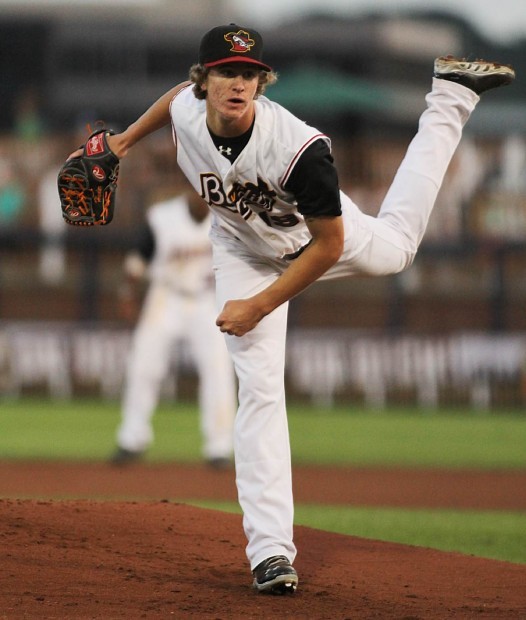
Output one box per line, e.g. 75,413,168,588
204,64,259,134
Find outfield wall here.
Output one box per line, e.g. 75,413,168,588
1,322,525,410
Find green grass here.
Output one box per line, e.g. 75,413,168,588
1,398,525,468
0,398,201,461
1,397,525,565
288,405,526,468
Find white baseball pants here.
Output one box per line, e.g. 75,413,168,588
116,283,237,461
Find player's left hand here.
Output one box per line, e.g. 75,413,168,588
216,299,265,337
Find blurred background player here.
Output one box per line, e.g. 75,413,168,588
110,187,237,469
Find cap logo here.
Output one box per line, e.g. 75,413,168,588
224,29,254,54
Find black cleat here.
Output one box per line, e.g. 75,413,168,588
434,55,515,94
252,555,298,594
109,447,144,466
206,457,232,470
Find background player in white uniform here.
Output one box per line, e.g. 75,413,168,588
69,23,514,594
111,189,237,469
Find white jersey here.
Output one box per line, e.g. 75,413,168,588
170,85,330,261
146,196,214,296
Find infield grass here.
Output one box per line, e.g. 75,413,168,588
1,398,525,468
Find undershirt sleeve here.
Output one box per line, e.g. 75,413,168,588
284,139,342,217
136,223,155,262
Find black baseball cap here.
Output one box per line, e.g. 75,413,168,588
198,24,272,72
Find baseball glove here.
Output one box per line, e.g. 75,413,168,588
58,128,120,226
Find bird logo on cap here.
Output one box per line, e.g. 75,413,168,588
224,29,255,53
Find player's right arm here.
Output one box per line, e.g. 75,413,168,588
216,138,344,337
216,215,344,336
117,220,155,322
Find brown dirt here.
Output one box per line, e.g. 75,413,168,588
1,461,525,619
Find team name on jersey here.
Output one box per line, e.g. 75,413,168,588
200,173,300,228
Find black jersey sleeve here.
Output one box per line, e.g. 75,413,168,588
136,223,155,262
284,139,342,217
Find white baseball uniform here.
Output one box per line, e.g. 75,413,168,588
169,78,479,569
116,195,237,462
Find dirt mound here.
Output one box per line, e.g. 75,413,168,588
2,498,526,619
1,463,525,618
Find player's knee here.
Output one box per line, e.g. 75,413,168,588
238,369,283,405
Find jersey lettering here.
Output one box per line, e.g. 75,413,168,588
200,174,234,211
231,179,276,212
200,173,299,228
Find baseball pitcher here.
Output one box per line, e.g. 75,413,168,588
61,23,515,595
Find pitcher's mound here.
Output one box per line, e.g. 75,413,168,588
1,498,525,619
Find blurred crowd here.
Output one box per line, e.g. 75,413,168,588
0,108,525,325
2,116,525,245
